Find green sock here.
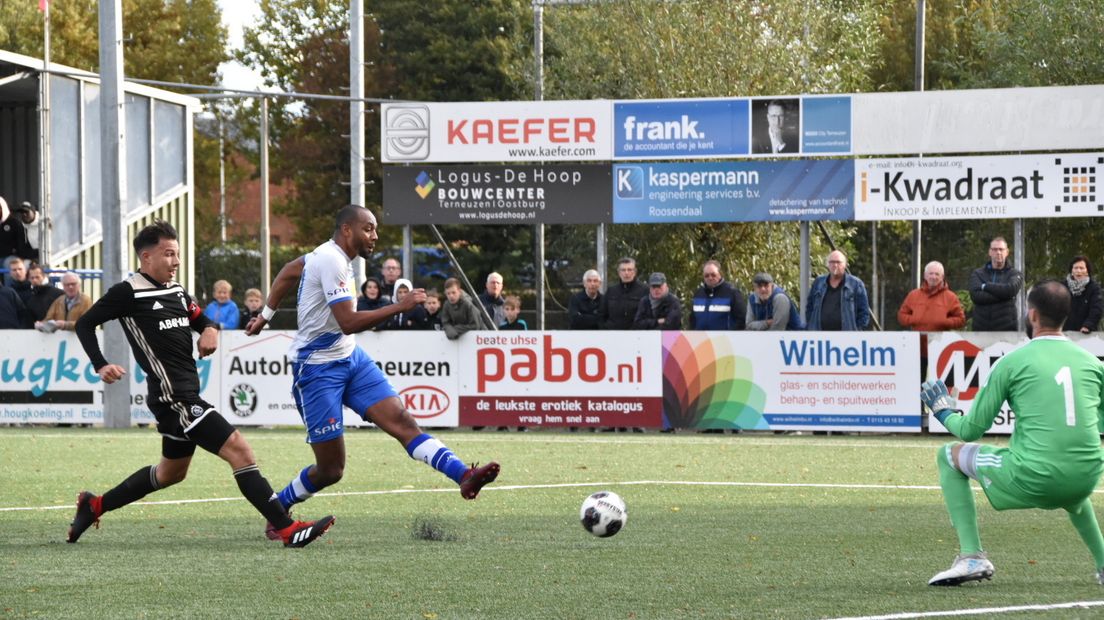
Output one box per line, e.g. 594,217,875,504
1066,497,1104,571
937,444,982,555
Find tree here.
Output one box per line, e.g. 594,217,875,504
238,0,531,249
538,0,886,304
0,0,227,83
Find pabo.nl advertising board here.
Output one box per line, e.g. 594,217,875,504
456,331,663,428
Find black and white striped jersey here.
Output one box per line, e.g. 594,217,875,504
75,272,216,404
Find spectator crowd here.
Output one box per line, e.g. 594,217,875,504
4,239,1102,336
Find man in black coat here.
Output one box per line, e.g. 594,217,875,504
968,236,1023,331
23,264,63,326
634,272,682,330
568,269,603,330
599,257,648,330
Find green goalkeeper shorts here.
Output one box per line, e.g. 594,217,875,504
973,444,1102,511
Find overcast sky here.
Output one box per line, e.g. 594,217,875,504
216,0,264,91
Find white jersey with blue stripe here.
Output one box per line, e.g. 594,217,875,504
287,240,357,364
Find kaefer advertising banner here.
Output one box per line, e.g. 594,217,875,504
855,152,1102,221
381,101,612,163
383,165,611,224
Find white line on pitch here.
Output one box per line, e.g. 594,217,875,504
0,479,951,512
826,599,1104,620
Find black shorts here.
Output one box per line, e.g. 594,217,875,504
148,394,236,459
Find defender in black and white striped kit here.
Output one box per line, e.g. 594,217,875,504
70,220,333,547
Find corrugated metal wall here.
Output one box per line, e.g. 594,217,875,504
0,104,40,210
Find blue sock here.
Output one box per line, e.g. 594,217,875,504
406,433,468,484
276,466,319,511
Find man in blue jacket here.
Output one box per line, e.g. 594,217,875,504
689,260,745,330
805,250,870,331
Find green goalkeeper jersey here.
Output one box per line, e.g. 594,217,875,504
945,336,1104,478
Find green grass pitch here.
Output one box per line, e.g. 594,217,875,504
2,428,1103,619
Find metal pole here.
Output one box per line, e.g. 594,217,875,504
39,1,52,265
260,97,271,297
799,222,810,316
218,114,226,243
98,0,131,427
871,221,879,325
350,0,366,285
1014,219,1025,332
402,225,413,282
912,0,925,288
533,2,546,329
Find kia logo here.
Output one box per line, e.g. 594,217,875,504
400,385,450,418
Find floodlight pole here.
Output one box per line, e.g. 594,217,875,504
533,3,546,329
260,96,271,297
912,0,925,289
98,0,132,428
38,1,52,266
350,0,367,285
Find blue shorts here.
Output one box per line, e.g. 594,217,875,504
291,347,397,443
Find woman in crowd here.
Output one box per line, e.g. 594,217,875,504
357,277,388,312
1064,255,1103,333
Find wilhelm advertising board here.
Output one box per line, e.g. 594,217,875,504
456,331,663,428
381,101,612,163
383,164,611,224
855,152,1102,221
663,331,921,431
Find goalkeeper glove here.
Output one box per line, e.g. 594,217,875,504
920,379,960,424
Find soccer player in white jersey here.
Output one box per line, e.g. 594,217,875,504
922,280,1104,586
249,205,499,536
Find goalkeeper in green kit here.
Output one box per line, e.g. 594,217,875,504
921,280,1104,586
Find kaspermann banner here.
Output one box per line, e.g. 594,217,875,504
855,152,1102,221
613,160,854,223
383,164,611,224
381,101,612,163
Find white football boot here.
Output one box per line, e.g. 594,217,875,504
1097,567,1104,585
928,553,995,586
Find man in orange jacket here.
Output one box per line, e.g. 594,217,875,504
898,261,966,332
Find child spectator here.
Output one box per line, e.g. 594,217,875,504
238,288,264,328
499,295,527,330
384,278,427,330
440,277,481,340
203,279,240,329
422,289,443,331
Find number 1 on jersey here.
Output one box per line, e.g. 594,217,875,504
1054,366,1076,427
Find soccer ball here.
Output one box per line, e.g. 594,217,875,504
579,491,627,537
